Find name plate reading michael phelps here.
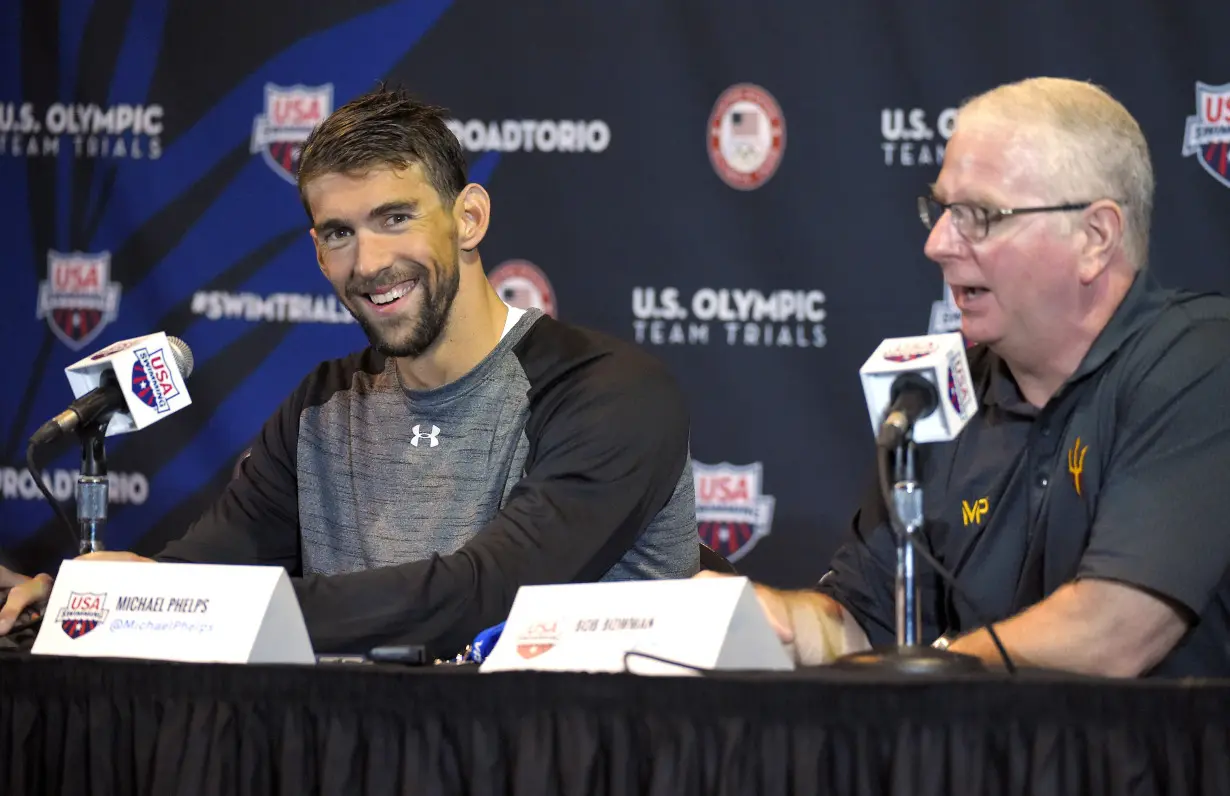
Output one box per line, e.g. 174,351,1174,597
480,577,793,676
32,560,314,665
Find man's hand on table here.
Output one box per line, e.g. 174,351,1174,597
0,552,154,636
0,565,53,636
692,570,870,665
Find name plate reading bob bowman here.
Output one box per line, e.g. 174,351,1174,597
480,576,793,676
31,560,314,665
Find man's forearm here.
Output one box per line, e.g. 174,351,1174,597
946,580,1188,677
946,626,1034,669
948,616,1109,673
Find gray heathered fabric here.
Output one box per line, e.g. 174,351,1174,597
295,308,697,581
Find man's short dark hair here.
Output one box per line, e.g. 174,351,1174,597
296,85,468,219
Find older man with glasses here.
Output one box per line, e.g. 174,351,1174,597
701,76,1230,678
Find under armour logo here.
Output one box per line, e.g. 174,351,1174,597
411,424,441,448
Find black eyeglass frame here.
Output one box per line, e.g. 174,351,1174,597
917,194,1105,241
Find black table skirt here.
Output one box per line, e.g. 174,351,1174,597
2,655,1228,796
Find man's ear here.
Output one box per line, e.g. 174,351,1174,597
1077,200,1125,285
454,184,491,251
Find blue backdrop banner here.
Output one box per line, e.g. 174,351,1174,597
3,0,1228,588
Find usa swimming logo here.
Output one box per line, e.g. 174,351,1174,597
250,83,333,184
946,346,975,420
1182,81,1230,189
131,347,182,413
515,621,559,659
35,250,122,351
57,592,108,639
694,461,777,563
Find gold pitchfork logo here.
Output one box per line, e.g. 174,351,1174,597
1067,436,1088,496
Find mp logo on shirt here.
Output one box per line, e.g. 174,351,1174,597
1182,81,1230,189
961,497,990,526
694,461,776,563
411,424,441,448
250,83,333,184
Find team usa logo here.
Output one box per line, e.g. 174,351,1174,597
488,259,557,317
57,592,109,639
130,347,182,413
708,84,786,191
250,83,333,184
1182,81,1230,189
694,461,777,563
35,250,122,351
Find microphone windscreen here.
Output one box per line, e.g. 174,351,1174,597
167,336,195,380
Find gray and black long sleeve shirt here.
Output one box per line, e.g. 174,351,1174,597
156,308,699,656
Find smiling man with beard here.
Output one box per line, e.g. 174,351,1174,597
0,87,699,658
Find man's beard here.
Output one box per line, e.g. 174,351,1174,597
344,258,461,358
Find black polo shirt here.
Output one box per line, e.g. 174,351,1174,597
818,274,1230,677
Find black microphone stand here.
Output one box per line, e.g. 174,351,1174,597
831,435,984,674
76,420,110,554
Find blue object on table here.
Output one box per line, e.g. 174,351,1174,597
467,621,505,663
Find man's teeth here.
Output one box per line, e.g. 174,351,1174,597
369,281,415,305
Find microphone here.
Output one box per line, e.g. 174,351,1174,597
30,333,195,447
844,335,1017,675
877,372,939,449
858,333,977,448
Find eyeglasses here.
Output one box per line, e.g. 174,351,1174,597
917,195,1096,242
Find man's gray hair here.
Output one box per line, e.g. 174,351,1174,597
957,77,1154,269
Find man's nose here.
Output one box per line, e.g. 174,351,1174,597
923,209,962,264
354,230,396,281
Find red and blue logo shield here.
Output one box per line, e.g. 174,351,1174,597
56,592,109,640
250,83,334,184
1183,82,1230,189
35,251,122,351
694,461,776,563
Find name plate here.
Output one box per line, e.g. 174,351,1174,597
480,576,793,676
31,560,315,665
